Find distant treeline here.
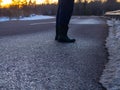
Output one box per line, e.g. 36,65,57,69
0,0,120,18
74,0,120,15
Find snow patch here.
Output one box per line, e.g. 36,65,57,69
0,15,55,22
100,19,120,90
20,15,54,21
0,17,10,22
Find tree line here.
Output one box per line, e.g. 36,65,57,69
0,0,120,18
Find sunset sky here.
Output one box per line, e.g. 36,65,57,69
0,0,120,7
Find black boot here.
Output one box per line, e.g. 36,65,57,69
57,35,76,43
56,26,75,43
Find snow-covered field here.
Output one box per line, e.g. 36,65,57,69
100,19,120,90
0,15,55,22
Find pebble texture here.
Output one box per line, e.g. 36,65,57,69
0,17,108,90
100,19,120,90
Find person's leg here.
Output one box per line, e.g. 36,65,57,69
55,0,60,40
55,0,75,43
57,0,74,26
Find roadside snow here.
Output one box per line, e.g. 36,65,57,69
20,15,54,21
0,15,55,22
0,17,10,22
105,10,120,15
100,19,120,90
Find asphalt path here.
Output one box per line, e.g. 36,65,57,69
0,16,108,90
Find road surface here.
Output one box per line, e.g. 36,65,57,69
0,16,108,90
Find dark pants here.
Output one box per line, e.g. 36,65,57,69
56,0,74,27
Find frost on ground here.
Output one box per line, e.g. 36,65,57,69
100,19,120,90
0,32,54,90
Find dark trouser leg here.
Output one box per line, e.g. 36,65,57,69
55,0,60,40
55,0,75,42
56,0,74,26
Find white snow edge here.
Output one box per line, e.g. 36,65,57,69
100,19,120,90
0,15,55,22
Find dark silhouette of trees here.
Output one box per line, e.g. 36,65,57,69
0,0,2,16
0,0,120,17
74,1,104,15
74,0,120,15
103,0,120,12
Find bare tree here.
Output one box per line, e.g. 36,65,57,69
83,0,87,15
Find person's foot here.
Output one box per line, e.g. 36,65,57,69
57,36,75,43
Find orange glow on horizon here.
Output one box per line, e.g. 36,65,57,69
0,0,58,5
0,0,120,8
1,0,12,7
